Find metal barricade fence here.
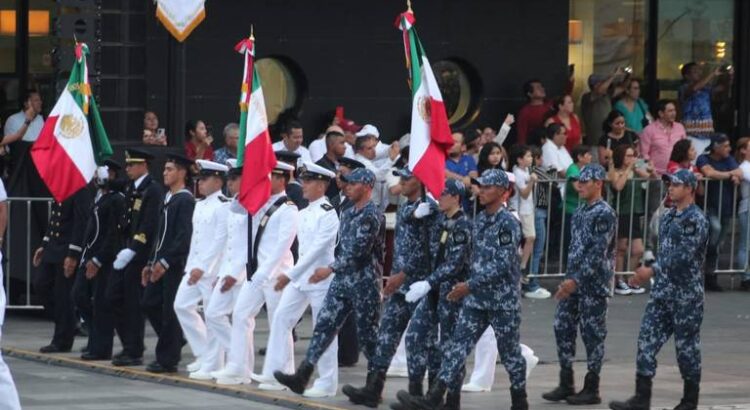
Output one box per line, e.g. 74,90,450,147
3,197,52,310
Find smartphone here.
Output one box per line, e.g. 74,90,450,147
635,158,646,169
157,128,165,139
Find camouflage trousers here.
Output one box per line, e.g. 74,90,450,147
369,292,423,373
553,293,608,374
405,289,464,392
304,282,381,366
636,297,703,382
437,306,526,391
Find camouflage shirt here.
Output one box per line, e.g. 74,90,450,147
566,198,617,297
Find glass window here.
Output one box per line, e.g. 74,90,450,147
657,0,735,136
256,57,303,125
0,1,17,74
28,0,54,75
432,59,482,128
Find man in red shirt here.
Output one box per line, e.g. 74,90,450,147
516,79,552,145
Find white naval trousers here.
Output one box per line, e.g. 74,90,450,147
467,327,536,390
0,254,21,410
204,275,245,373
261,285,338,393
174,274,219,370
224,280,293,377
390,334,408,369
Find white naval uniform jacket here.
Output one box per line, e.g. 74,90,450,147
249,191,299,287
184,190,229,276
286,196,339,291
217,197,249,280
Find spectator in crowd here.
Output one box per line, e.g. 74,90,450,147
316,130,347,207
309,125,344,163
678,62,724,138
545,95,581,152
562,145,592,263
734,137,750,291
613,79,652,134
445,130,478,187
541,123,573,180
516,79,552,145
142,111,167,146
696,134,742,292
1,90,43,147
272,119,312,163
527,147,555,298
353,132,400,211
477,141,507,175
608,144,653,295
355,124,394,168
666,139,701,178
465,130,482,162
338,118,360,158
599,110,640,169
580,68,626,148
184,120,214,162
510,145,547,298
640,99,686,175
213,123,239,164
480,114,514,148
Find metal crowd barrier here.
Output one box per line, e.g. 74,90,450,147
3,178,748,309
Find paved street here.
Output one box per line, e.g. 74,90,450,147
2,282,749,409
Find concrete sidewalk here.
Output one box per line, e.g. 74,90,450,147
2,291,750,409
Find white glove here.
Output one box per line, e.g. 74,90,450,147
113,248,136,270
405,280,431,303
414,202,432,219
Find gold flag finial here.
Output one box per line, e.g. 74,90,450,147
250,24,255,41
407,0,413,12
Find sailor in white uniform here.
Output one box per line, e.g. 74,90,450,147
255,162,340,397
211,161,299,385
0,178,21,410
173,160,230,378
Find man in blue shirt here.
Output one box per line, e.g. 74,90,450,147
445,130,478,212
695,134,742,291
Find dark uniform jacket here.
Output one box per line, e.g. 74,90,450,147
41,187,93,264
81,191,127,268
122,174,164,262
149,189,195,271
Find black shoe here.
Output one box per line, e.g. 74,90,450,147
740,280,750,291
111,355,143,367
342,370,387,407
274,361,315,395
81,352,111,361
609,374,652,410
542,368,575,401
145,361,177,373
76,326,89,337
40,344,71,353
510,388,529,410
339,361,358,367
444,390,461,410
113,350,127,360
396,380,446,410
566,371,602,405
673,379,699,410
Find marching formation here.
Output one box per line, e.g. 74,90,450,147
23,143,709,410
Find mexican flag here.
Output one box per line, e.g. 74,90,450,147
31,43,112,202
235,35,277,215
396,8,453,198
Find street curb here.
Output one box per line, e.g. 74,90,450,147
2,347,347,410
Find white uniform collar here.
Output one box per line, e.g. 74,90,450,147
134,173,148,189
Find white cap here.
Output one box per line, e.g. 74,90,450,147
355,124,380,139
299,161,336,180
225,158,238,168
196,159,229,176
95,166,109,182
273,162,296,172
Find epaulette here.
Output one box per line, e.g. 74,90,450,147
321,203,334,211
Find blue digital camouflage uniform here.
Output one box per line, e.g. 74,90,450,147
435,204,527,391
405,207,472,391
636,202,708,382
368,194,437,373
304,198,384,366
554,195,616,375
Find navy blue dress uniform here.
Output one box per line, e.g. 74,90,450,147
403,179,473,407
342,167,437,407
72,167,126,360
276,150,308,210
397,169,528,410
274,168,384,394
545,164,616,405
610,170,709,410
35,186,93,353
141,154,195,373
108,148,164,365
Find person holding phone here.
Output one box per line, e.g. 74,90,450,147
2,90,44,146
142,111,167,146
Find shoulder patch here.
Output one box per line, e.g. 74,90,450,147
453,230,468,245
321,203,334,211
595,215,612,234
499,230,513,246
682,220,697,236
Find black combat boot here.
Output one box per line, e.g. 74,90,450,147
542,368,575,401
673,379,699,410
510,387,529,410
443,390,461,410
608,374,652,410
273,360,314,395
396,380,446,410
566,371,602,405
342,369,387,408
389,381,423,410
